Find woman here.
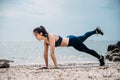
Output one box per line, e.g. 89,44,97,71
33,25,105,69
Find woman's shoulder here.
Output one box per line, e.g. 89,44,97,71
49,33,59,37
48,33,60,41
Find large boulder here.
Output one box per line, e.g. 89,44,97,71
107,45,118,51
0,59,14,68
106,41,120,62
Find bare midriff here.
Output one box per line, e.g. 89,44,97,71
60,38,69,47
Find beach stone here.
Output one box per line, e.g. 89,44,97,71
108,53,120,61
110,53,120,57
105,52,110,58
109,55,113,61
105,51,112,59
111,48,120,54
113,56,120,62
106,54,109,59
0,63,10,68
0,59,14,68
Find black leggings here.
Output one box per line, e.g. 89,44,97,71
67,30,101,59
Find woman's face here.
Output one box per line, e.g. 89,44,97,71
34,32,43,41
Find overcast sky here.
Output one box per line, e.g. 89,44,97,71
0,0,120,41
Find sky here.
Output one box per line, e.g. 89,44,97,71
0,0,120,41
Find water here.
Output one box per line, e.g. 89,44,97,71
0,40,117,65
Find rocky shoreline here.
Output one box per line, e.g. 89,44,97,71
0,63,120,80
0,41,120,80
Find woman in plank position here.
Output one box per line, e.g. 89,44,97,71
33,25,105,69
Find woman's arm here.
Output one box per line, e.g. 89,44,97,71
49,35,58,68
43,42,49,68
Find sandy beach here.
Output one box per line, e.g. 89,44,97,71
0,62,120,80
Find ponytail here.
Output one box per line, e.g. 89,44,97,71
40,25,48,37
33,25,49,38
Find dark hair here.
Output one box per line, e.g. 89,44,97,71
33,25,49,37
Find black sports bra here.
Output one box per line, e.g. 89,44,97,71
55,36,62,47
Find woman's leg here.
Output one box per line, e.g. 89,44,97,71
73,40,100,59
78,30,96,42
72,39,105,66
78,27,104,42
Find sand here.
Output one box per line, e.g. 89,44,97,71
0,62,120,80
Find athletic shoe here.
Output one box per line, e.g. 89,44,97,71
99,55,105,66
96,27,104,35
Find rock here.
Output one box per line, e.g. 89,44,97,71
108,56,113,61
106,54,110,59
113,56,120,62
106,41,120,62
109,53,120,61
110,53,120,57
107,45,118,51
0,63,10,68
111,48,120,53
0,59,14,68
0,59,14,63
105,51,111,59
105,51,113,59
116,41,120,46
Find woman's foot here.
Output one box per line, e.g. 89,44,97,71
52,67,59,69
40,67,48,69
99,55,105,66
95,27,104,35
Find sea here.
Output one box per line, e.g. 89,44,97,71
0,40,117,65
